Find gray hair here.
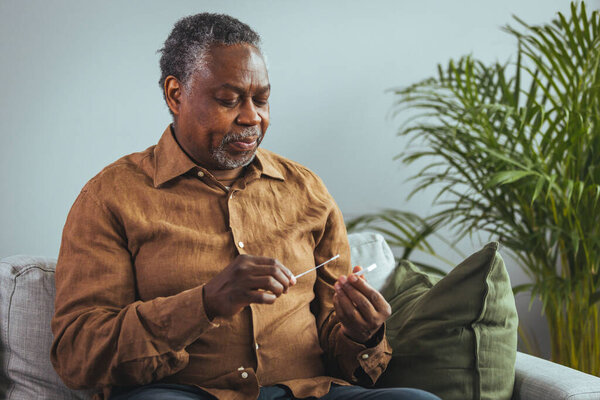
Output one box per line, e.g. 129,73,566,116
158,13,262,107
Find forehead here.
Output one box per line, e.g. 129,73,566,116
197,44,269,90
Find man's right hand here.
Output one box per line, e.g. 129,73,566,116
202,254,297,320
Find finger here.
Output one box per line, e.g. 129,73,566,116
352,265,367,281
239,258,294,293
246,275,285,296
340,276,379,325
333,292,355,329
247,290,277,305
333,293,352,327
333,289,370,342
258,264,294,293
346,274,391,315
247,256,296,285
273,258,297,286
251,257,296,288
334,280,368,328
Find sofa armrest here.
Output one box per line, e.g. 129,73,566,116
512,351,600,400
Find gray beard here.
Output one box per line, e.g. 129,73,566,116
212,127,263,169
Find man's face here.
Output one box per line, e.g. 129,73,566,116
171,44,270,170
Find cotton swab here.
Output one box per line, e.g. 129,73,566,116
295,254,340,279
353,263,377,276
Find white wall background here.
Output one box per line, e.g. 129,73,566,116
2,0,596,358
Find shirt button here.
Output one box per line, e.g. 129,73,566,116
241,371,249,379
255,343,259,350
197,171,205,177
238,241,245,248
361,354,369,360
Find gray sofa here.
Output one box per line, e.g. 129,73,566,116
1,232,600,399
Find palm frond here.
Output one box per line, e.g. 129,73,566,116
349,2,600,376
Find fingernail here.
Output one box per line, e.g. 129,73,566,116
349,274,358,283
334,282,341,291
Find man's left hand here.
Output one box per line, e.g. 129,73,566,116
333,266,392,345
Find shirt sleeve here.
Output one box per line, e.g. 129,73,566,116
312,197,392,385
50,188,220,390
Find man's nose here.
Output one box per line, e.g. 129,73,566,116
236,98,261,126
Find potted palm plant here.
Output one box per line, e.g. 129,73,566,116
349,2,600,375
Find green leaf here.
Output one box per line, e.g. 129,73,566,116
485,170,535,188
513,283,534,296
532,175,545,204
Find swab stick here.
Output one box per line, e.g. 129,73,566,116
295,254,340,279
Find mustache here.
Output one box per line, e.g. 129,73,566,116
222,127,263,144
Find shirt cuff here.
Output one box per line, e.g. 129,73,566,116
333,324,392,385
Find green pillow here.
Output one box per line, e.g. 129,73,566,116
376,242,518,400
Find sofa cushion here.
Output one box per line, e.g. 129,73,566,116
348,232,396,292
0,255,91,400
375,242,518,400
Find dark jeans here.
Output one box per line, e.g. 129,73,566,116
110,383,441,400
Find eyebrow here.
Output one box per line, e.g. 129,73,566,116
219,83,271,94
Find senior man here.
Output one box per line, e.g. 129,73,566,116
51,13,439,400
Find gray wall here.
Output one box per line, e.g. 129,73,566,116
2,0,593,358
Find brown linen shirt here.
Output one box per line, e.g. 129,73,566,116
51,126,392,400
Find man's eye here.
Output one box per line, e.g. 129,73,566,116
216,98,238,107
253,98,268,106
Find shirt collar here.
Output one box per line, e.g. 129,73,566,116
153,125,198,188
253,148,285,181
153,125,285,187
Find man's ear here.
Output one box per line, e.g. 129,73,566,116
164,76,182,116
